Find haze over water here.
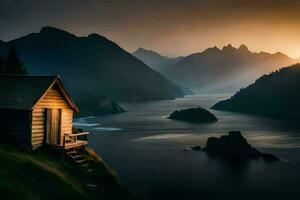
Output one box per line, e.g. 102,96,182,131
74,94,300,200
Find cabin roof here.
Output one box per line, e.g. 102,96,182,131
0,75,79,112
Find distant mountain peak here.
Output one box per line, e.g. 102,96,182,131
134,47,147,53
273,51,291,59
136,47,147,52
133,47,183,60
88,33,106,40
132,47,183,70
274,51,286,56
222,44,236,52
0,27,184,103
223,44,233,48
39,26,76,38
133,47,170,60
204,46,221,53
134,47,158,55
238,44,250,52
162,43,296,94
40,26,64,33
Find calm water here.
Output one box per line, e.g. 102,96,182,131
74,94,300,200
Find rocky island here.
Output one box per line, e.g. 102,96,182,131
192,131,279,162
168,107,217,123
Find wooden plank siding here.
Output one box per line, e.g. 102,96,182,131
31,87,73,150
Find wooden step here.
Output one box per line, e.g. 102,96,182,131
67,152,80,156
70,155,84,159
75,159,87,164
64,148,89,167
66,149,80,154
81,163,89,167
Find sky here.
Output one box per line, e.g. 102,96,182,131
1,0,300,58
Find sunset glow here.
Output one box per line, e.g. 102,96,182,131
1,0,300,58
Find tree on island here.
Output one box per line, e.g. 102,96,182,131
0,46,28,75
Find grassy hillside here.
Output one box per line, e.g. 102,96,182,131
0,145,135,200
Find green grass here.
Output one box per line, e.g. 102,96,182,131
0,145,135,200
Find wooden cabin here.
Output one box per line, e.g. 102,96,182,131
0,75,88,150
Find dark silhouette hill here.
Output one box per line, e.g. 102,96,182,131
212,63,300,119
0,27,184,106
161,44,297,93
132,48,182,71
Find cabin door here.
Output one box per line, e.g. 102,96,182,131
46,109,62,145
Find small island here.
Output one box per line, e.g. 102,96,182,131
168,107,217,123
192,131,279,162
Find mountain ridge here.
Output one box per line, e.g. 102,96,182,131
132,48,183,71
212,63,300,119
0,27,184,115
161,44,297,93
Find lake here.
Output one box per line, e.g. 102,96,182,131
74,94,300,200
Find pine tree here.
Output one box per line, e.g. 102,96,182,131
4,46,28,75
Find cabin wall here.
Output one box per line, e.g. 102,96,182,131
32,87,73,150
0,109,31,148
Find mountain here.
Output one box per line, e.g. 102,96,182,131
212,63,300,119
161,44,297,93
132,48,183,71
0,27,184,114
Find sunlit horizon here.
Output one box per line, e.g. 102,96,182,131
1,1,300,59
